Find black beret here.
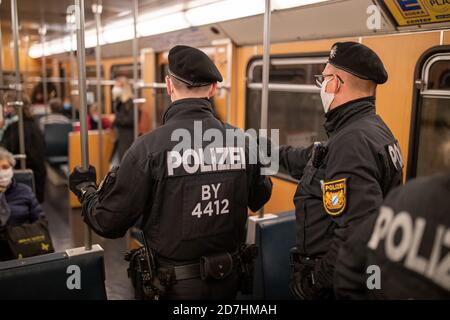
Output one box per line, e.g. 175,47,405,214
328,42,388,85
168,45,223,87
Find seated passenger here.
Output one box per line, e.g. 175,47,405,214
39,98,71,131
1,92,47,203
0,148,44,261
62,97,77,119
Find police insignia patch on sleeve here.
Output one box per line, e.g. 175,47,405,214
323,178,347,216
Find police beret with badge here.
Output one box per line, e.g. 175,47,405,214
328,41,388,85
168,45,223,87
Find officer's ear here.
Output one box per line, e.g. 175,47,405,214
328,75,342,94
207,82,218,98
165,76,173,97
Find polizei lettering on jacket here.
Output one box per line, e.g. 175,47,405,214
167,147,246,176
368,206,450,291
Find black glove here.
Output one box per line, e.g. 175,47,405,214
290,267,333,300
289,253,320,300
69,165,97,200
290,270,315,300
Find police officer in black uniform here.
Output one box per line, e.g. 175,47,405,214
334,141,450,299
279,42,404,299
69,45,272,300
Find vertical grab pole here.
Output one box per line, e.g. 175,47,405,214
151,58,157,131
39,26,48,112
93,2,103,179
11,0,26,170
67,13,77,121
259,0,271,218
24,34,29,76
132,0,139,141
226,40,233,124
75,0,92,250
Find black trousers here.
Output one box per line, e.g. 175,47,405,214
163,271,239,300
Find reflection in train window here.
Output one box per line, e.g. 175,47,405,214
416,98,450,177
415,54,450,177
246,56,327,178
427,60,450,90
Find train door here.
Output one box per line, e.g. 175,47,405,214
246,55,327,180
409,49,450,178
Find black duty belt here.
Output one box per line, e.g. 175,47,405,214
158,251,239,282
168,263,201,281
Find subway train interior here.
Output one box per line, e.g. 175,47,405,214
0,0,449,306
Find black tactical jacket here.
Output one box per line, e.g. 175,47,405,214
335,172,450,299
280,96,403,289
81,98,272,262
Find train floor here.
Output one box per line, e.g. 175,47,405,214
42,167,134,300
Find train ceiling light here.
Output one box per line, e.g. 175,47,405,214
28,0,328,58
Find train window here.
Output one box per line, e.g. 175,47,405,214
2,71,24,85
249,58,324,85
413,53,450,177
427,60,450,90
85,65,105,106
110,63,141,80
154,63,171,127
246,56,327,179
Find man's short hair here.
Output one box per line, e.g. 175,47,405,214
170,75,212,92
49,98,63,114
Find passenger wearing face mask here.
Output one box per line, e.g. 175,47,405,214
0,148,44,261
39,98,71,132
111,77,136,161
278,42,403,300
61,98,78,119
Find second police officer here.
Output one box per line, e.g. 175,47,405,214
334,140,450,299
69,45,272,300
279,42,404,299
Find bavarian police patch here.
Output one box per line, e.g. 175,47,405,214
323,178,347,216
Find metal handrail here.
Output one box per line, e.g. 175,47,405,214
75,0,92,250
258,0,272,219
11,0,26,170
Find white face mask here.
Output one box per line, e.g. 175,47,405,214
320,77,335,113
112,86,123,100
0,168,13,188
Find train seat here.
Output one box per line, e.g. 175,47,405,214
0,245,107,300
251,211,296,300
13,169,36,193
44,123,72,166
